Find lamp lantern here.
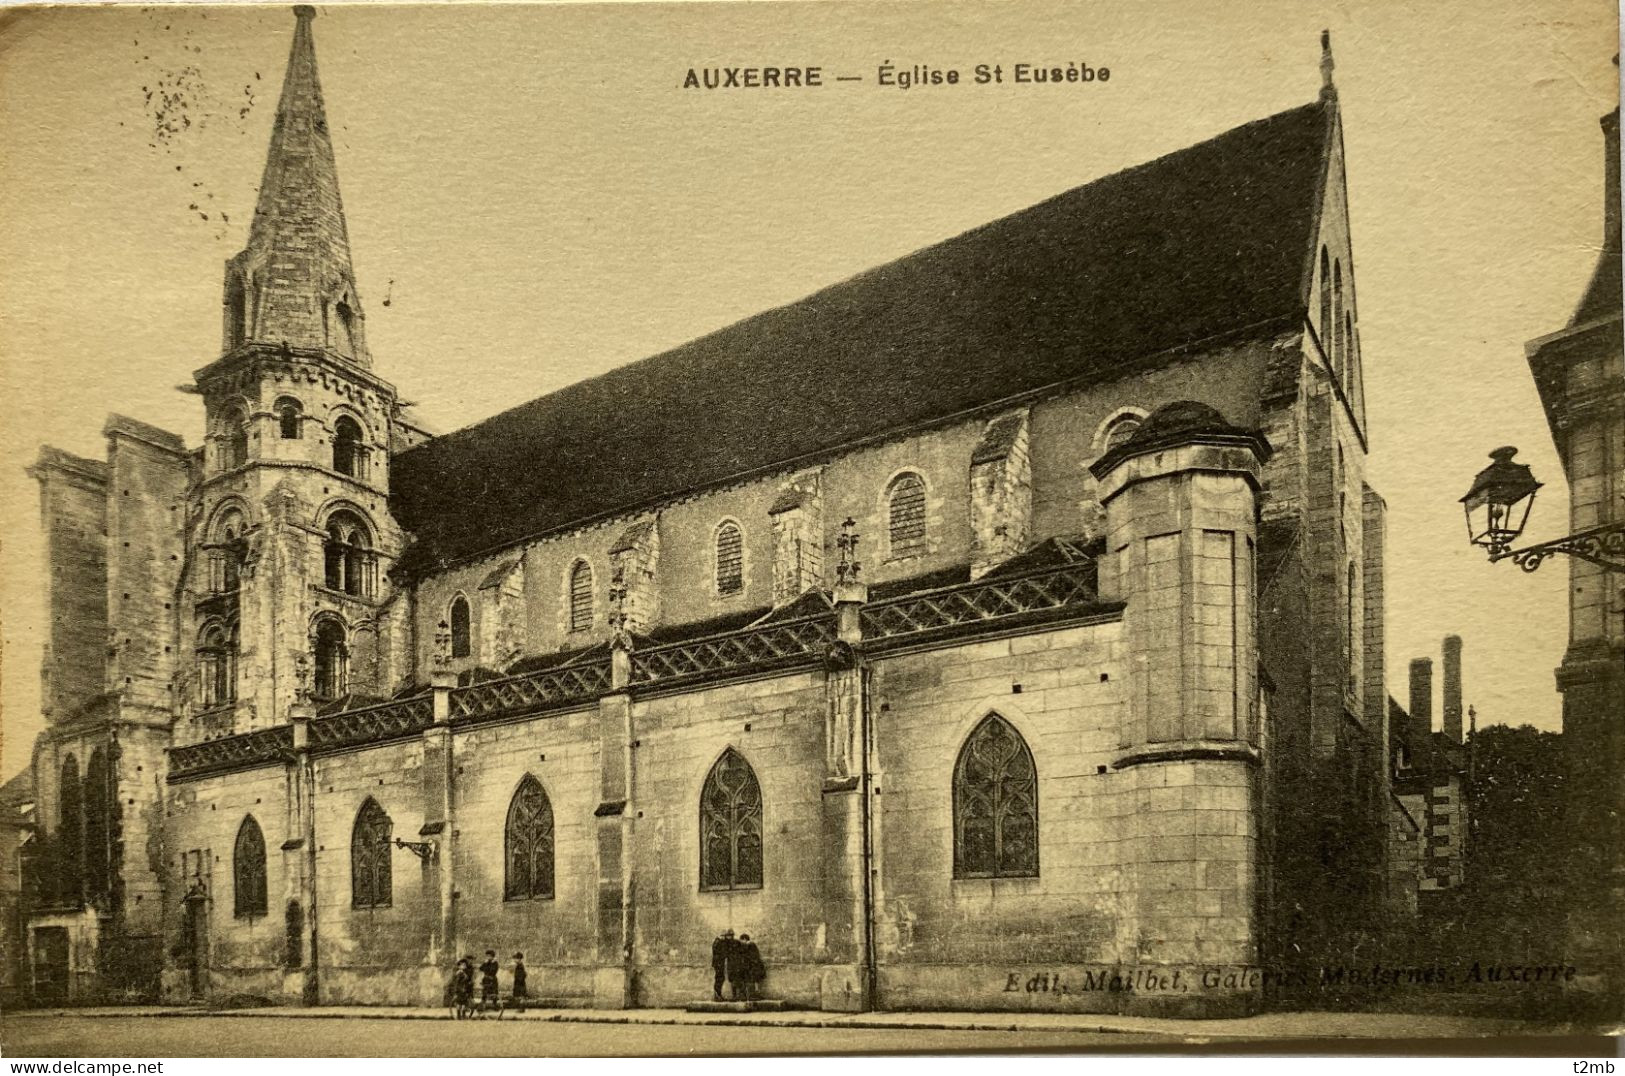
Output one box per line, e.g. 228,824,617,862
1460,446,1541,556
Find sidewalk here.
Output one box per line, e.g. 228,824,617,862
6,1004,1576,1041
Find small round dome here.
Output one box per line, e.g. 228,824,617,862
1123,400,1243,447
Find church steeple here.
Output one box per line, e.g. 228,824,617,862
223,5,369,366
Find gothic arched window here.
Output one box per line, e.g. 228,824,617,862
448,595,471,659
1318,246,1332,359
886,473,928,558
351,798,392,909
699,748,763,892
504,776,555,902
715,521,744,596
234,815,268,918
220,406,249,471
313,618,348,701
197,620,237,706
1331,259,1345,381
58,754,82,905
276,397,303,440
210,510,246,594
953,714,1039,879
568,560,593,633
323,510,373,598
83,748,111,903
332,416,364,478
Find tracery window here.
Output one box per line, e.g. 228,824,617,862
504,776,555,902
350,798,392,909
234,815,268,918
953,714,1039,879
332,416,365,478
699,748,763,891
715,521,744,596
886,473,928,558
449,595,471,659
323,510,373,598
568,560,593,632
313,618,348,701
276,397,303,440
197,621,237,707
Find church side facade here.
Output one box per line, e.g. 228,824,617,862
20,9,1391,1017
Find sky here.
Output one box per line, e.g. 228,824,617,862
0,0,1618,780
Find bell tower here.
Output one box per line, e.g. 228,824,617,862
181,5,405,743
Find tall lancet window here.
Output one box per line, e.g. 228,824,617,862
226,274,248,350
58,755,82,905
953,714,1039,879
699,748,763,892
350,799,392,910
220,406,249,471
1331,260,1345,382
504,776,555,902
83,748,111,903
448,595,471,659
1318,247,1332,360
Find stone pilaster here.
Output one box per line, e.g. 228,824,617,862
818,569,871,1012
592,633,636,1007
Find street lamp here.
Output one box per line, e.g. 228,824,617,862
1461,446,1625,572
1461,447,1541,556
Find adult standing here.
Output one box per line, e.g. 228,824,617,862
710,929,736,1001
510,952,528,1010
736,933,765,1001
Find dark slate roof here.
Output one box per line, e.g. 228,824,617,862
391,99,1333,575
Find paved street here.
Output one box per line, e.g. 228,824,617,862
3,1013,1167,1057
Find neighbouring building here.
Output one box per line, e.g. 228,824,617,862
1388,640,1472,904
1524,80,1625,1013
0,771,35,1007
22,10,1396,1015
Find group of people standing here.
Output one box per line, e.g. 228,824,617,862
710,929,766,1001
451,950,527,1015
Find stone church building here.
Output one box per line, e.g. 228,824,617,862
22,10,1394,1016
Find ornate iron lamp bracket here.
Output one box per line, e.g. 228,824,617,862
390,837,437,862
1490,522,1625,573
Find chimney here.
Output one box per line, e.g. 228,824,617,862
1442,635,1464,744
1409,657,1433,733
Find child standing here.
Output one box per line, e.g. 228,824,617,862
479,949,501,1011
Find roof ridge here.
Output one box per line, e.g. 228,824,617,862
403,98,1329,456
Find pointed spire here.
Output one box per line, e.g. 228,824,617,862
224,5,369,365
1319,30,1336,99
